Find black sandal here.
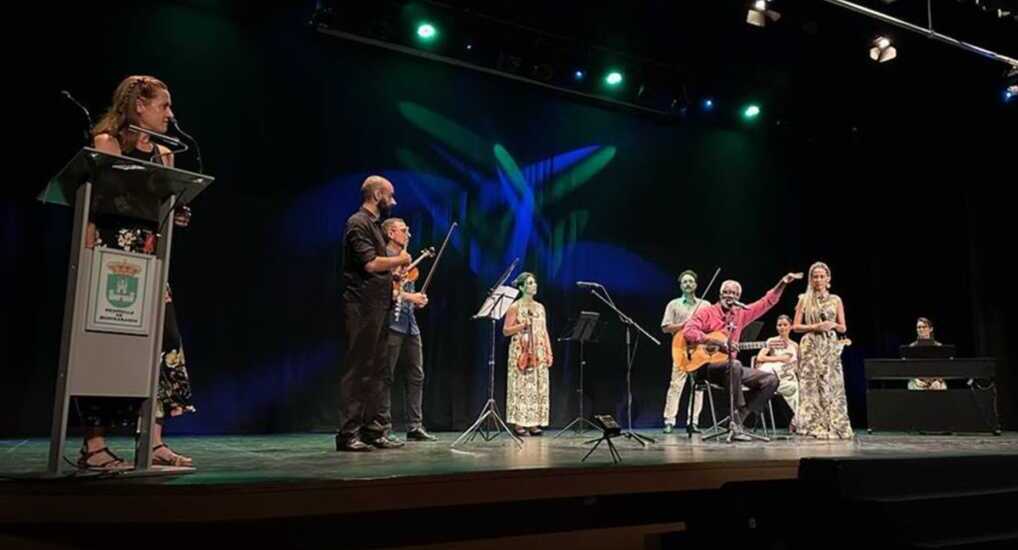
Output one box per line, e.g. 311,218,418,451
77,446,127,471
152,443,193,467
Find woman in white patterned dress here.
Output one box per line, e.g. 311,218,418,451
502,272,553,436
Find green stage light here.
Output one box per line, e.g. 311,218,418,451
416,22,437,41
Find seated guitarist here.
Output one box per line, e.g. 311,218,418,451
682,273,802,440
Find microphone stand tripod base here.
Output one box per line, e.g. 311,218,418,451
554,417,600,439
701,415,771,443
621,430,655,447
582,433,623,464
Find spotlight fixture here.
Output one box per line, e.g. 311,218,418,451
605,71,623,86
869,35,897,63
416,22,437,41
747,0,781,27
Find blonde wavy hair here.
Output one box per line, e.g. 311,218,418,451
799,261,833,324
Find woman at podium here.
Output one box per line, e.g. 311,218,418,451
76,75,195,469
502,272,553,436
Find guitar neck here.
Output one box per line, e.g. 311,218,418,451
737,338,848,352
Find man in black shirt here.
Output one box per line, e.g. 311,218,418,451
337,175,411,452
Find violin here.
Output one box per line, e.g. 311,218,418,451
392,246,435,321
393,247,435,289
516,308,539,371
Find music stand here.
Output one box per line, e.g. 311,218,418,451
741,321,764,345
452,262,523,448
554,311,601,438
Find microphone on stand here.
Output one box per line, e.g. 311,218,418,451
61,90,92,145
169,117,204,174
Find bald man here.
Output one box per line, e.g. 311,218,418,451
337,176,412,452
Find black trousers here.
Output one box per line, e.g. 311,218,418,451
366,330,424,437
338,301,390,442
704,359,778,424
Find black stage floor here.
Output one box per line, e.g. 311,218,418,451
3,431,1017,549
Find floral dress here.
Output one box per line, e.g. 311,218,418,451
795,294,853,439
505,300,553,428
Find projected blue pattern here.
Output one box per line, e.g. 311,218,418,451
280,102,673,296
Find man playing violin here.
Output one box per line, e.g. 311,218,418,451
363,217,438,443
682,273,802,440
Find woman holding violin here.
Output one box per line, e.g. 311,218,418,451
502,272,553,436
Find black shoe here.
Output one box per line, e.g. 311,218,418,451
368,436,405,449
406,428,437,442
686,424,702,434
528,427,543,436
336,438,373,452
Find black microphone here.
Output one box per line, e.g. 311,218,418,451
61,90,92,122
61,90,93,145
128,124,185,148
169,117,204,174
576,281,601,288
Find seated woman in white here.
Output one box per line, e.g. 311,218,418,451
755,315,800,428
